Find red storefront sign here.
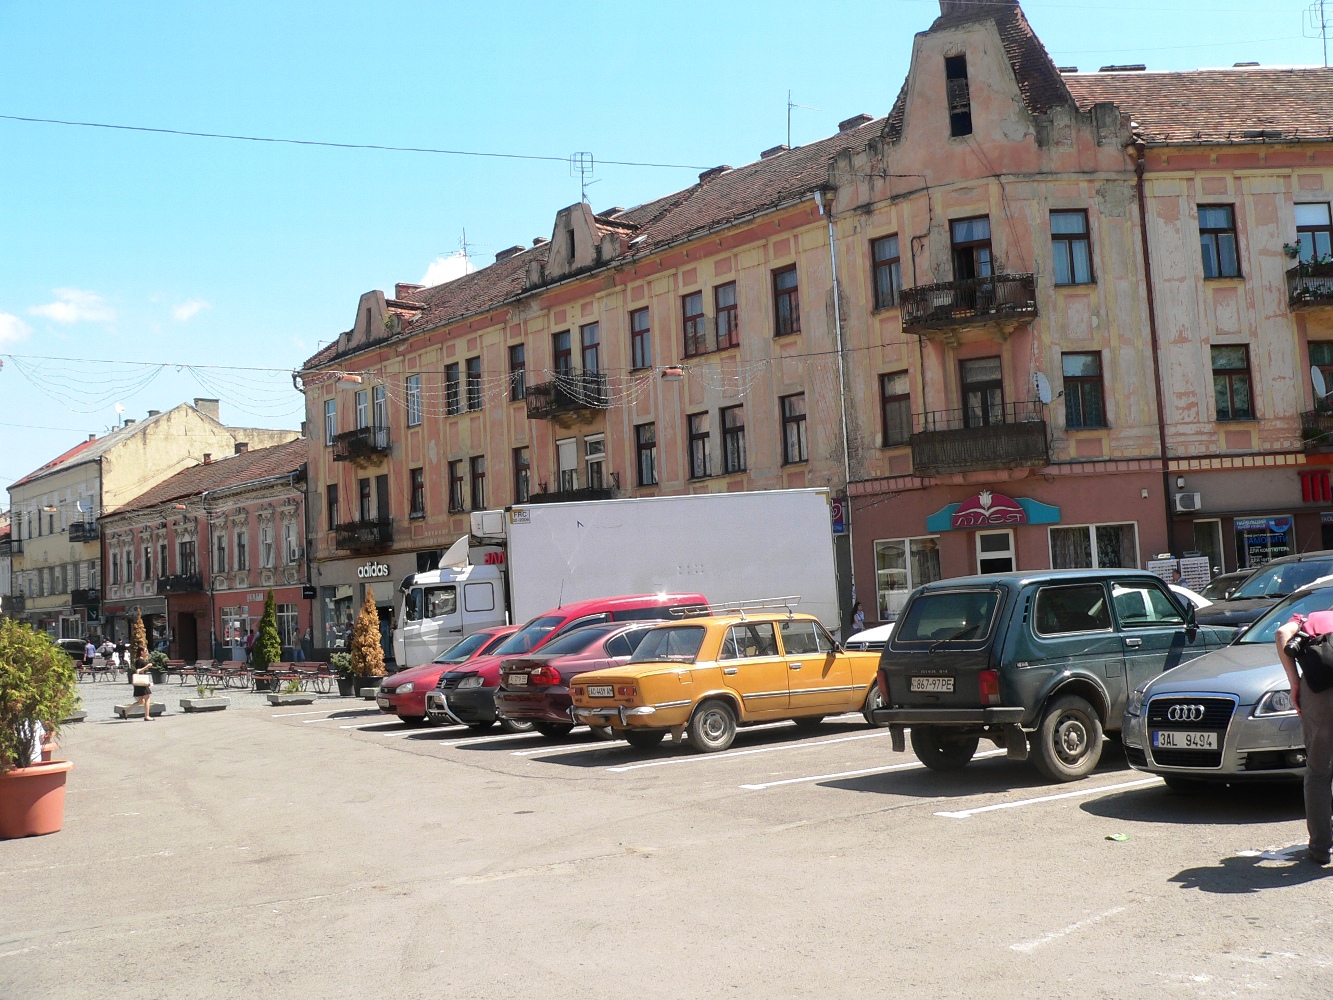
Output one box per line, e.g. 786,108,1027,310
951,490,1029,528
1301,469,1332,503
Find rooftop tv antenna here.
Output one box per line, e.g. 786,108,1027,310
787,90,821,149
570,152,597,202
1307,0,1330,67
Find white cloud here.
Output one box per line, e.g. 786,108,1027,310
421,251,477,287
0,312,31,345
29,288,115,324
172,299,210,321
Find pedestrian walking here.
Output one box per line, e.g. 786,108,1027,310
131,645,154,721
244,628,257,666
1276,614,1333,864
116,637,129,676
82,639,96,675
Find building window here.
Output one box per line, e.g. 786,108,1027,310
1235,515,1293,569
260,524,275,569
722,405,747,473
143,544,152,580
215,534,227,574
509,344,526,400
324,399,336,445
160,541,167,573
715,283,739,349
179,540,197,576
1312,342,1333,408
375,474,389,520
871,235,901,309
976,529,1015,574
1297,203,1333,263
580,323,600,374
465,356,482,412
773,266,800,336
1051,210,1093,285
682,291,707,357
585,435,606,489
553,330,573,375
557,438,578,491
688,413,711,480
284,521,300,564
358,478,372,521
110,551,119,585
951,216,992,280
448,461,464,513
445,362,461,415
961,357,1005,429
875,537,942,620
1212,345,1253,420
1050,523,1139,570
513,447,531,504
1199,205,1240,279
945,54,972,137
277,603,299,648
326,484,339,531
235,529,248,570
406,374,422,426
630,308,651,370
781,394,808,464
410,467,425,518
470,456,486,510
635,422,658,487
124,549,134,584
355,389,369,429
880,371,911,447
1062,352,1106,428
372,384,388,427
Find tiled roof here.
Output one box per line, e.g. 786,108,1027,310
1065,67,1333,145
106,438,308,516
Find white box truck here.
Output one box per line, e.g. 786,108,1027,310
392,488,840,668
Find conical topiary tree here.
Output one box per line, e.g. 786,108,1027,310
254,590,283,671
130,611,148,659
350,587,385,678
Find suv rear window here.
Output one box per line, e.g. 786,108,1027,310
896,590,1000,644
1034,584,1111,636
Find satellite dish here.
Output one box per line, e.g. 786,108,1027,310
114,402,126,415
1314,365,1328,399
1033,371,1053,405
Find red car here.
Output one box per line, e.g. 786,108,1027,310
438,593,708,732
494,621,662,739
377,625,517,725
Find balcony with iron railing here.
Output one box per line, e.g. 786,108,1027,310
332,424,392,464
157,573,204,595
68,521,100,543
70,588,100,608
526,370,610,422
1289,260,1333,310
334,517,394,551
0,537,17,556
910,401,1050,477
526,473,620,505
1,594,25,614
900,273,1038,343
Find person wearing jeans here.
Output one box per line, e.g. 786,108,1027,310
1277,620,1333,864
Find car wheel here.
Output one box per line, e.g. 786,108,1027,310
1032,695,1103,783
397,715,429,727
793,716,825,730
500,718,535,734
589,725,615,741
910,725,978,771
688,699,737,753
862,682,887,727
1162,774,1212,794
535,722,574,740
624,730,665,749
466,720,496,732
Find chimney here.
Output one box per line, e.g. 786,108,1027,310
234,442,249,455
394,282,424,299
147,409,161,417
838,114,874,133
123,418,136,426
1099,64,1146,73
87,433,97,442
193,398,221,421
202,454,212,465
532,236,548,246
698,165,732,184
494,245,526,262
760,144,790,159
1057,66,1079,74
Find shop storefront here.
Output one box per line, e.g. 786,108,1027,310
312,552,425,664
101,596,167,649
211,585,313,662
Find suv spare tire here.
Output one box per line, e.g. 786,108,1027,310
910,725,978,771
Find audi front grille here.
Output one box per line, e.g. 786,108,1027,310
1145,695,1236,769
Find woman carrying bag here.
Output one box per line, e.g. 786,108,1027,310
131,646,154,722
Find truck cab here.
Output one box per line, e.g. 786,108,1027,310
393,562,508,668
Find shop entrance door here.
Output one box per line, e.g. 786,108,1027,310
176,613,198,662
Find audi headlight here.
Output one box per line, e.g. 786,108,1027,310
457,675,484,689
1127,686,1147,717
1254,688,1297,717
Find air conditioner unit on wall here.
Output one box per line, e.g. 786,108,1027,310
1173,492,1203,514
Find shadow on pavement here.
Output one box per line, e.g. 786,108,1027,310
1080,781,1304,825
1170,853,1331,894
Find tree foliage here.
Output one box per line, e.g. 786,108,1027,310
0,619,81,770
254,590,283,671
130,611,148,659
350,587,385,677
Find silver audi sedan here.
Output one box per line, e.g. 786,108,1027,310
1121,583,1330,789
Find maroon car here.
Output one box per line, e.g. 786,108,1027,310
494,621,661,739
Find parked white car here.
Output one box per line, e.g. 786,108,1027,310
844,622,895,652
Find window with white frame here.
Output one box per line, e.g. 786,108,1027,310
215,534,227,574
260,523,275,569
1049,522,1139,570
324,399,337,445
284,521,300,563
277,603,300,647
585,435,606,489
235,529,248,571
874,536,942,620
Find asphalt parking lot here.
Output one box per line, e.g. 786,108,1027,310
3,680,1331,999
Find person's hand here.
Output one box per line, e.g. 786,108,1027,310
1291,682,1302,716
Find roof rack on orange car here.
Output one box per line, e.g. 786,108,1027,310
670,596,803,621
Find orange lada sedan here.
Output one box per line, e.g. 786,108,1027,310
569,612,884,752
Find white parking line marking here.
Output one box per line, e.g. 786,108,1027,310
506,719,804,758
304,714,378,724
1010,906,1126,953
339,722,403,730
606,729,894,773
934,776,1161,819
272,709,337,718
740,749,1007,790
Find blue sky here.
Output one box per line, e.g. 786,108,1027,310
0,0,1324,504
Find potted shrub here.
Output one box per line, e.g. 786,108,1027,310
331,652,354,697
251,591,284,691
350,588,386,693
148,650,169,686
0,619,81,839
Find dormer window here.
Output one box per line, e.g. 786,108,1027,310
945,55,972,137
566,228,576,262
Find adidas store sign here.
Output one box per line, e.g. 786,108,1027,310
357,562,391,580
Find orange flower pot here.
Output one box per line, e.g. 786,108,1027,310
41,740,57,763
0,760,73,839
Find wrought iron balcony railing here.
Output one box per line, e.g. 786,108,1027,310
334,517,394,551
68,521,100,542
525,474,620,505
157,573,204,595
526,370,610,420
1289,261,1333,309
332,425,392,463
910,401,1049,476
1,594,25,613
900,273,1038,336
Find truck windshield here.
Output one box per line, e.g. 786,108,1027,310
629,626,707,664
895,591,1000,644
493,615,566,656
1238,586,1333,644
1232,559,1333,600
432,631,495,664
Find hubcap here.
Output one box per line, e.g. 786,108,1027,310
701,710,729,742
1054,714,1088,763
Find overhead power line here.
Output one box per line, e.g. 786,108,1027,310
0,114,707,171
